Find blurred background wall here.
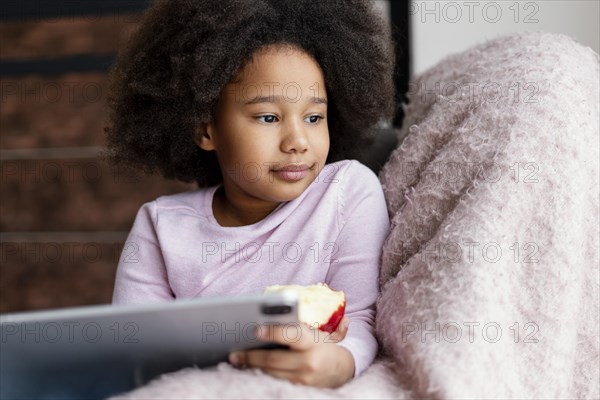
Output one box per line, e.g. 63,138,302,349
0,2,196,312
411,0,600,74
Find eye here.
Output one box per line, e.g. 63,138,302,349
305,115,324,124
256,115,278,124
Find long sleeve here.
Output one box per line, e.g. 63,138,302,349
325,162,390,378
112,201,175,305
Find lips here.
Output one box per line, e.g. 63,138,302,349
272,163,311,182
274,163,310,172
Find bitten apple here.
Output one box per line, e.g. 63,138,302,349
264,283,346,333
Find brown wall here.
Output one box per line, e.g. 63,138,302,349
1,14,195,312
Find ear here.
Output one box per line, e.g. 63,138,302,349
194,122,216,151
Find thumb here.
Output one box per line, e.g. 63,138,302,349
328,316,350,342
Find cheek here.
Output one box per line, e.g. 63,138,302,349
220,133,276,172
216,120,259,156
315,129,330,156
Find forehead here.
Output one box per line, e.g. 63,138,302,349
223,46,327,102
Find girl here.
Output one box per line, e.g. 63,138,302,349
106,0,396,389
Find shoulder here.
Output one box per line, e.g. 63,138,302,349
135,187,213,220
155,188,207,210
337,159,380,185
324,159,383,196
318,160,386,228
316,159,379,186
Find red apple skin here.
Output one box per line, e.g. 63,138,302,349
319,298,346,333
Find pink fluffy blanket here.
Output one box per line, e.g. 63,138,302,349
110,32,599,399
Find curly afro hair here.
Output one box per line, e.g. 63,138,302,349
104,0,396,187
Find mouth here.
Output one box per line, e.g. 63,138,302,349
271,163,313,182
273,163,311,172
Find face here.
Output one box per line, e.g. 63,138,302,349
195,45,330,215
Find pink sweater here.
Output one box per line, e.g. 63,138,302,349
112,159,390,377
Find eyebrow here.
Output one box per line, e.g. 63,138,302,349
244,95,328,105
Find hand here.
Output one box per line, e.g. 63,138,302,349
228,316,354,388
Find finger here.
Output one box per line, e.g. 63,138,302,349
334,316,349,336
326,316,350,343
229,351,246,369
240,348,300,372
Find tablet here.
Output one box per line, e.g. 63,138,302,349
1,292,300,396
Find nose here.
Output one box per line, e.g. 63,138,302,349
280,119,309,153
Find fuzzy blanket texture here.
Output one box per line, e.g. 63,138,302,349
110,31,599,399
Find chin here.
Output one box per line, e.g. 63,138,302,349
264,181,312,203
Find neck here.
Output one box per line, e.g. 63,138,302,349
212,185,280,227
